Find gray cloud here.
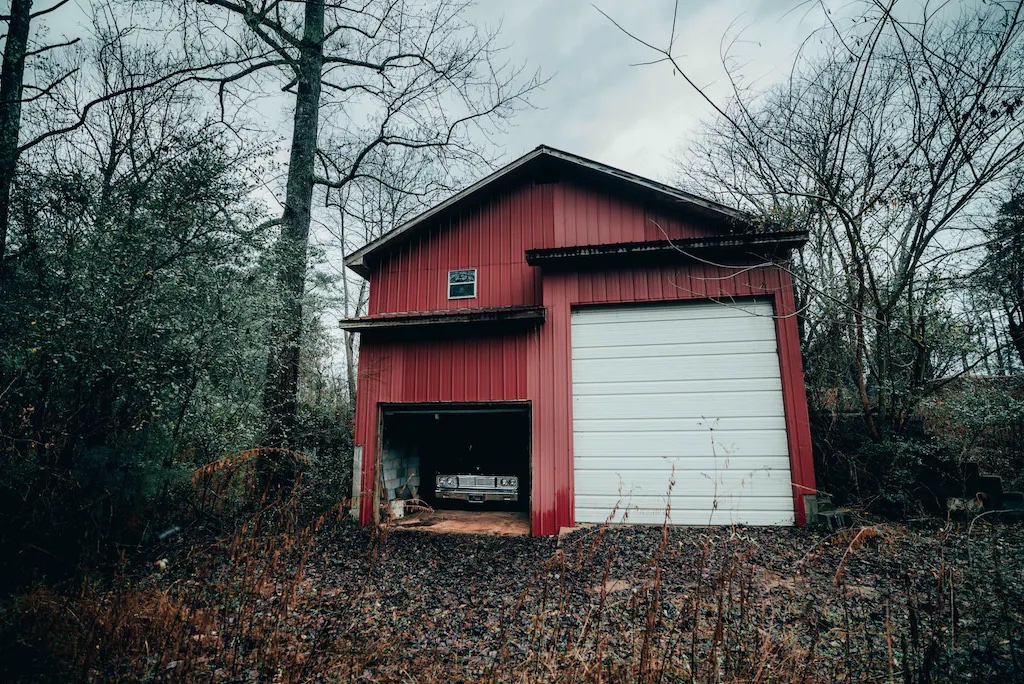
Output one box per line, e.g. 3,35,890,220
472,0,832,181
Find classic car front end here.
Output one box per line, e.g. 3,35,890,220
435,474,519,503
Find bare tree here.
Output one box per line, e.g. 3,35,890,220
177,0,541,449
320,147,446,407
0,0,82,284
0,0,256,287
605,0,1024,436
978,187,1024,367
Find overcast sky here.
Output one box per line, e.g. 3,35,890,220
462,0,828,183
20,0,875,342
33,0,833,185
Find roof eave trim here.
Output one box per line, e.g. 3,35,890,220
524,231,808,268
339,305,546,332
537,147,750,225
343,145,754,276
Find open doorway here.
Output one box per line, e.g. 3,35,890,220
378,403,531,517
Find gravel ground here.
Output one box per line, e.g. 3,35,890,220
9,516,1023,683
290,518,1024,682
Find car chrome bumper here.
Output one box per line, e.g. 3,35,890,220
437,489,518,503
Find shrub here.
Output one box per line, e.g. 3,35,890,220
811,413,962,516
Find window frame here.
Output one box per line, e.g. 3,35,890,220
447,268,478,300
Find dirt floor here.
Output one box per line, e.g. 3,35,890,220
392,509,531,535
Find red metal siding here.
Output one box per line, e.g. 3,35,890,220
353,175,816,535
530,264,816,532
355,332,535,525
772,270,817,521
366,180,719,317
368,183,551,314
553,180,719,248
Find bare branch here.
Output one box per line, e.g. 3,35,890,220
29,0,72,19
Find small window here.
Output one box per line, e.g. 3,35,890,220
448,269,477,299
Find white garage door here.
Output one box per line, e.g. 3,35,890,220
571,300,795,526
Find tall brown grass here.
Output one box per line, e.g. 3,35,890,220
3,463,1013,683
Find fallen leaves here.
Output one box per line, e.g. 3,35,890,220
7,517,1024,683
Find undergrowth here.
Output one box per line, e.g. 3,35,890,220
1,452,1021,683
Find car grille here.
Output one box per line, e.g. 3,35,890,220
457,475,496,489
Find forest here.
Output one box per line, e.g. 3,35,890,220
1,0,1023,681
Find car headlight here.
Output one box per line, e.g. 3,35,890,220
448,477,457,486
509,477,518,488
499,478,508,486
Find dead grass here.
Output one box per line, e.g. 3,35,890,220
3,498,1023,682
9,501,347,683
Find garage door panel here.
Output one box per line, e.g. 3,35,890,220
574,494,796,512
572,377,782,396
573,353,783,383
573,416,786,433
573,469,793,496
572,318,778,348
573,428,786,454
572,339,778,360
571,301,774,325
571,300,795,527
573,436,790,460
575,507,796,526
572,450,791,468
573,391,786,420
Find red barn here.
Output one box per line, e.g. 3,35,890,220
342,146,816,536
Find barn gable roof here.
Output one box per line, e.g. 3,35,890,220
343,145,753,277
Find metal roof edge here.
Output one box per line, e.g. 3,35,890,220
524,232,807,271
344,146,548,277
525,230,809,262
535,146,751,224
339,304,546,333
343,145,753,276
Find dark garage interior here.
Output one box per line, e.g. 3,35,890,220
379,404,531,513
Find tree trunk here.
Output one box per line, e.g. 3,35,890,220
854,303,880,440
344,329,357,407
263,0,324,455
1006,304,1024,369
987,308,1008,374
343,278,368,408
339,239,357,409
846,227,880,440
0,0,33,288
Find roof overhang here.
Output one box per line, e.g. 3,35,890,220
344,145,755,278
340,305,546,339
524,231,808,271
